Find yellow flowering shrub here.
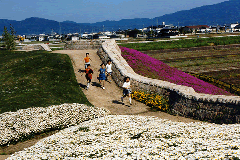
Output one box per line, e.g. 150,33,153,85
131,91,169,111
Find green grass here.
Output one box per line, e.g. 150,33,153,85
50,48,64,51
167,55,240,68
0,50,91,114
120,36,240,51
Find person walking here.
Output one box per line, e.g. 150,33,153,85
121,77,132,105
85,64,93,90
84,53,92,69
106,60,113,83
98,63,106,90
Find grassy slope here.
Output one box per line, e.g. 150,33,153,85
0,50,91,114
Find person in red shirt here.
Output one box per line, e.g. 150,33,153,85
85,64,93,90
84,53,92,69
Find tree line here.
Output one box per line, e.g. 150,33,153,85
1,24,16,51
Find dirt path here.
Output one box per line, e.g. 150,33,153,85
53,50,199,123
0,49,199,160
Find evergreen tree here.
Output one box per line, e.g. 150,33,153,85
2,24,16,50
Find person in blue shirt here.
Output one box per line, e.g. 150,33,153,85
98,63,106,90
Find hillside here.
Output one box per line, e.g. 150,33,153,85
0,17,96,35
0,0,240,34
92,0,240,28
153,0,240,26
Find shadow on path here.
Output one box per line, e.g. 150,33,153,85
78,83,87,89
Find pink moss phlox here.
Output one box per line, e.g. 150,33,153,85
120,46,232,95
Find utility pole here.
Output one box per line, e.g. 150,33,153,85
80,28,81,41
178,22,179,31
143,24,144,36
92,28,93,40
59,22,62,36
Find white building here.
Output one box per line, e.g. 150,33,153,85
81,33,89,39
38,36,44,41
71,36,79,41
226,23,239,32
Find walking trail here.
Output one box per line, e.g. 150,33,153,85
53,50,199,123
0,49,199,160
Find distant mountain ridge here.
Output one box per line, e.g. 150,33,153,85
153,0,240,26
0,0,240,35
0,17,95,35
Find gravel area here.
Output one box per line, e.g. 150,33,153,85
7,115,240,159
0,103,109,146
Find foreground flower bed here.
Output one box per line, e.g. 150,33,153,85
131,91,169,111
0,103,109,146
120,47,232,96
8,115,240,159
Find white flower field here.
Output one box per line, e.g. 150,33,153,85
4,114,240,159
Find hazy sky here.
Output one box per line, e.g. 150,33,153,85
0,0,228,23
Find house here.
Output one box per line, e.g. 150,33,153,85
38,34,49,41
157,28,179,37
234,25,240,32
81,33,89,39
109,34,121,39
225,23,239,32
93,34,109,39
226,23,239,29
183,25,210,33
71,36,79,41
146,22,173,33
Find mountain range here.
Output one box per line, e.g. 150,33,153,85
0,0,240,35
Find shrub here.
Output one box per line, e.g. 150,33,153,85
131,91,169,111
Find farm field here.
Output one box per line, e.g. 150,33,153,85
144,48,240,89
120,47,232,95
120,36,240,51
0,50,91,114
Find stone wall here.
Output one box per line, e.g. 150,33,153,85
21,44,44,51
64,40,102,50
21,44,52,51
98,40,240,124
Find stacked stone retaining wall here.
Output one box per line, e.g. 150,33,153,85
21,44,44,51
64,40,102,50
98,40,240,124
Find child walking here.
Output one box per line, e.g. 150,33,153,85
84,53,91,69
85,64,93,90
106,60,112,83
98,63,106,90
121,77,132,105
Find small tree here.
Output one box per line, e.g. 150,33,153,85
2,24,16,50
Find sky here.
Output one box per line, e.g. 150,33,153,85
0,0,228,23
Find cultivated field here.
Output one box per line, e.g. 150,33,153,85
120,36,240,51
144,48,240,88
